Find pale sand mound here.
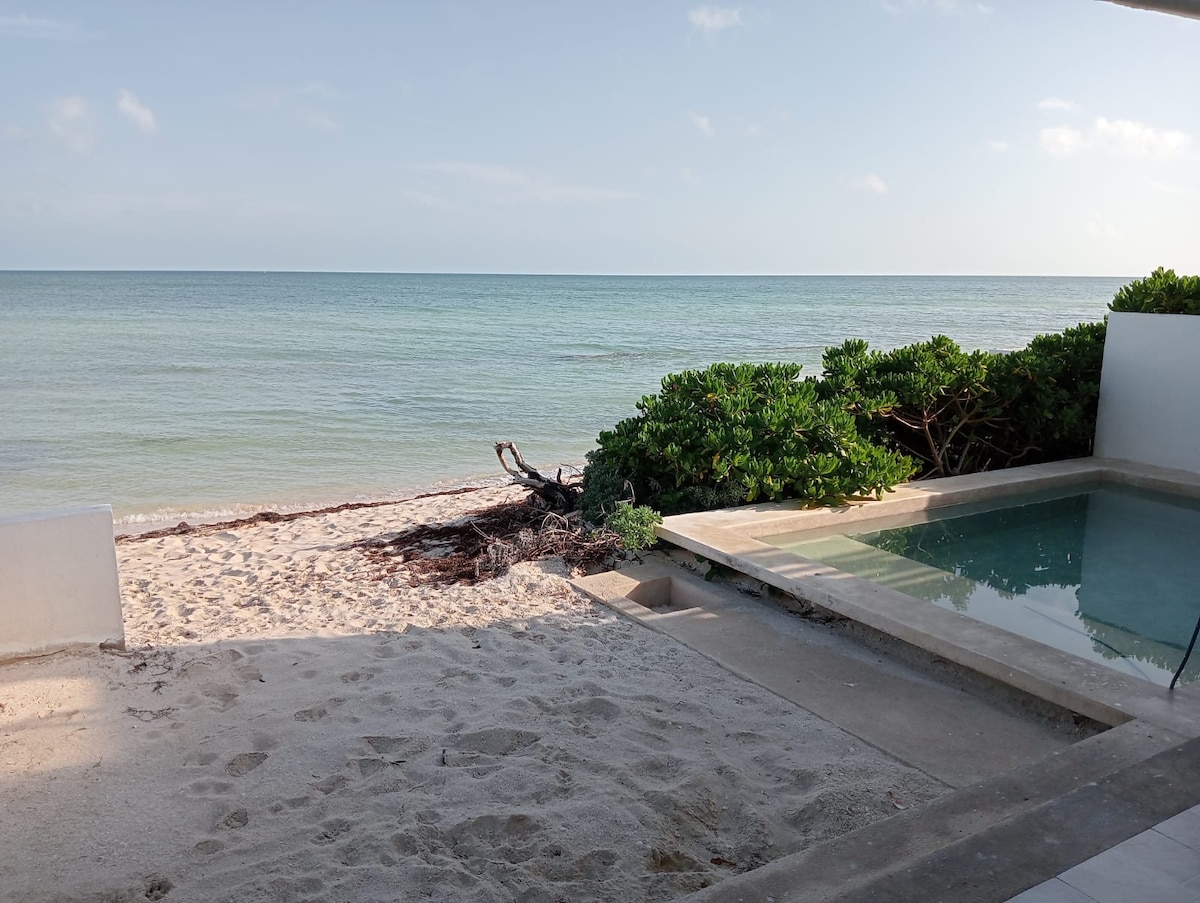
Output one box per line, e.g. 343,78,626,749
0,486,947,902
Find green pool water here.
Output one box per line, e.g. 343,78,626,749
766,483,1200,687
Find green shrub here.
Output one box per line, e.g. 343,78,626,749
1109,267,1200,314
820,324,1107,478
579,448,627,524
587,361,916,515
585,321,1108,517
819,336,1002,478
604,502,662,551
991,320,1107,465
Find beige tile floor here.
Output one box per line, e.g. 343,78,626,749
1007,806,1200,903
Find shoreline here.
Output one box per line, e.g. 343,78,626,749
109,459,586,538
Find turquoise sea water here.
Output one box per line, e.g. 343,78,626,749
0,272,1126,525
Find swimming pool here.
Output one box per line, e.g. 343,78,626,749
764,482,1200,687
658,458,1200,724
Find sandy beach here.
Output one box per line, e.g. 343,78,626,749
0,485,947,903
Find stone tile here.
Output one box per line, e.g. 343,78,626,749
1156,806,1200,853
1005,878,1098,902
1060,848,1197,903
1115,829,1200,884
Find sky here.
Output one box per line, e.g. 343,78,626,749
1,1,1198,275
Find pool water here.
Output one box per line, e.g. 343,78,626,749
766,484,1200,686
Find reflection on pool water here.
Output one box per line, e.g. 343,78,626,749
765,483,1200,687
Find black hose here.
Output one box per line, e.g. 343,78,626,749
1170,609,1200,690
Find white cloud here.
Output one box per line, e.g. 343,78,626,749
850,174,888,194
117,89,156,133
1149,178,1186,194
1037,97,1076,111
987,139,1009,153
401,190,456,212
1039,126,1086,156
48,96,95,154
883,0,992,14
236,82,340,131
419,162,638,205
691,113,715,137
0,13,79,38
1086,215,1119,240
688,5,742,37
1094,117,1191,159
1039,117,1192,160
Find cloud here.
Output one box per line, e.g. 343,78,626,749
688,5,742,37
883,0,992,14
1039,126,1085,156
986,139,1009,153
418,162,638,204
850,174,888,194
1037,97,1076,111
1039,118,1192,159
48,96,95,154
1086,215,1119,240
691,113,715,137
236,82,340,131
0,13,80,38
117,89,157,133
400,190,456,212
1094,117,1191,159
1149,178,1185,194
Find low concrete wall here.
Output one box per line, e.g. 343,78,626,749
1095,311,1200,475
0,505,125,659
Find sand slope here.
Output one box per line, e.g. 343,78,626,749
0,487,946,902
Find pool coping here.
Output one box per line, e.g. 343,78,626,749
656,456,1200,735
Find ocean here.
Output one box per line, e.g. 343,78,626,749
0,272,1126,526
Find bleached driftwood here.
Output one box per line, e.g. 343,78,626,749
494,441,580,513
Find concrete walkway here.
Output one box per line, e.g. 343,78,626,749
1006,804,1200,903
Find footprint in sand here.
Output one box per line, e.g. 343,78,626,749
218,808,249,829
192,839,224,857
312,818,355,845
364,735,429,759
201,684,239,710
310,774,348,795
142,874,174,901
454,727,541,756
225,752,268,776
294,697,345,721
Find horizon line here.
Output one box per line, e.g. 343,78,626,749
0,268,1138,279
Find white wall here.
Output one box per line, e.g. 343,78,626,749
0,505,125,659
1095,312,1200,475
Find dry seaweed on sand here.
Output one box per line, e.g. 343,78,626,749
347,497,621,586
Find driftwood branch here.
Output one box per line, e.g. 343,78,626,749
494,441,580,513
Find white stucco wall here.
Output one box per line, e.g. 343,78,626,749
1094,311,1200,475
0,505,125,660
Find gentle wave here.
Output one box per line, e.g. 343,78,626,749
0,272,1125,521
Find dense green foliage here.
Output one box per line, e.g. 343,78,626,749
582,316,1109,516
579,448,628,524
819,336,1001,478
584,362,917,516
992,320,1107,467
604,502,662,551
818,322,1108,479
1109,267,1200,315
